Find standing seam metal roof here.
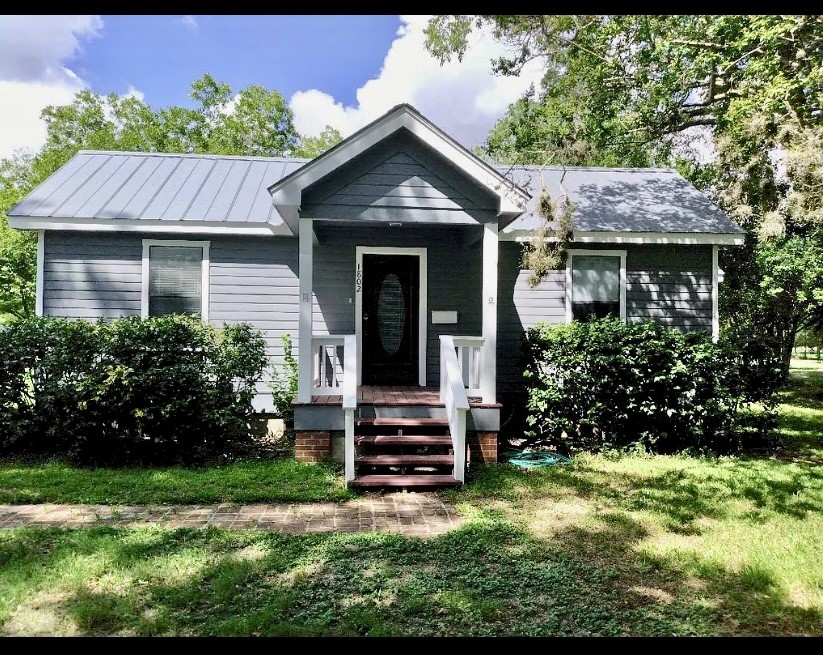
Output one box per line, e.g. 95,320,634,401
10,151,308,225
9,150,744,235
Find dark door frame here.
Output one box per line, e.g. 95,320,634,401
355,246,427,387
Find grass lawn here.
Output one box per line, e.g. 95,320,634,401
0,361,821,636
0,459,354,505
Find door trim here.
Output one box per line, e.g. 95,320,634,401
356,246,427,387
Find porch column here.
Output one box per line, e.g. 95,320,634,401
481,221,498,404
298,218,313,403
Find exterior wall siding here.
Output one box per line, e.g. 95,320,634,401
43,231,143,318
43,231,714,404
42,231,299,411
496,242,714,393
625,245,713,330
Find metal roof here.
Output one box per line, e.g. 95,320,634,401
9,151,307,225
500,165,745,234
9,149,743,236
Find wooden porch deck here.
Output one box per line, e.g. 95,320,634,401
304,385,497,407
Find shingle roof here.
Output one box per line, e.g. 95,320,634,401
499,165,745,234
10,150,744,235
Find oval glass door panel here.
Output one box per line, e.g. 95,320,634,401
378,273,405,355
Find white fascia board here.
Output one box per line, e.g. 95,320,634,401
8,216,291,236
501,230,746,246
269,106,529,216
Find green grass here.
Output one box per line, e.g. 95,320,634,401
0,362,821,636
0,459,354,504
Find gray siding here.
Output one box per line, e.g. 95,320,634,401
626,245,713,330
496,242,714,393
301,129,498,224
209,236,300,408
312,224,482,386
42,231,299,411
43,231,143,318
497,241,566,393
43,230,714,404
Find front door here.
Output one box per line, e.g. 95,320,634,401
362,254,419,385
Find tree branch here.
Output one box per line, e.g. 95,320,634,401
672,38,726,51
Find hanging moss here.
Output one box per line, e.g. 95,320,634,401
522,184,576,288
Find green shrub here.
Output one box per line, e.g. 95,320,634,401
522,317,776,454
268,333,299,424
0,315,267,465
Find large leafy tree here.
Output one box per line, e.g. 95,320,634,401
426,14,823,379
0,74,340,322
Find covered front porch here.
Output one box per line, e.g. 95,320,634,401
293,218,503,487
267,107,530,487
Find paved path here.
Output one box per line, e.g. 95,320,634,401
0,493,463,537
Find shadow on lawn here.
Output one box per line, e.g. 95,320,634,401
1,511,820,636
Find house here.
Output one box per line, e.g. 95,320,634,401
8,104,745,489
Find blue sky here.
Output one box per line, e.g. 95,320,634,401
75,15,402,109
0,15,545,159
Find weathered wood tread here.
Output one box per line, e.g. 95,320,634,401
350,474,461,488
355,417,449,427
356,454,454,466
354,435,453,446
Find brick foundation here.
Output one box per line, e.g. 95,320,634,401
294,431,331,462
468,431,498,464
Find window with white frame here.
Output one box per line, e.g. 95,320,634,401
566,250,626,322
141,240,210,320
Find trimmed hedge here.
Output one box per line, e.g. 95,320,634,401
523,317,776,454
0,315,267,465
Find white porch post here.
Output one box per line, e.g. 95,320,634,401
711,244,719,343
298,218,314,403
481,222,498,404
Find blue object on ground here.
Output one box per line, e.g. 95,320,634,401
501,451,572,469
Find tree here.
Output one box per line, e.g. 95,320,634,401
426,15,823,381
292,125,343,159
0,74,332,321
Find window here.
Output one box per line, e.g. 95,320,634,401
141,240,209,320
566,250,626,323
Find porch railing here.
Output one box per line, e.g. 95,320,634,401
439,335,470,483
451,336,484,398
310,334,357,482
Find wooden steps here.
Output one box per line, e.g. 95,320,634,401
350,475,461,489
355,417,449,427
355,435,452,447
355,454,454,466
351,413,459,490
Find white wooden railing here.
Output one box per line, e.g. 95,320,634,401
439,335,470,483
452,336,484,398
310,334,357,482
311,335,345,396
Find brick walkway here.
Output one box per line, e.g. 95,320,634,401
0,493,463,537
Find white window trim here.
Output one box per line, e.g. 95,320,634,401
355,246,427,387
141,239,210,322
565,249,627,323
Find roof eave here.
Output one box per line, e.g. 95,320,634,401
500,230,746,246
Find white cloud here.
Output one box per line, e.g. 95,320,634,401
180,15,198,31
290,15,545,150
125,85,145,102
0,15,103,160
0,79,81,160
